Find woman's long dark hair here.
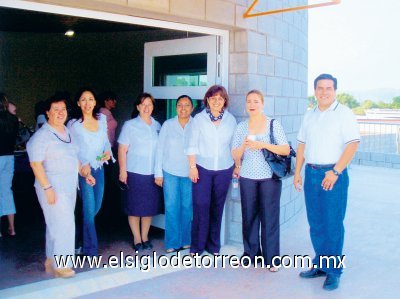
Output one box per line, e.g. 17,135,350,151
0,92,19,135
73,87,100,122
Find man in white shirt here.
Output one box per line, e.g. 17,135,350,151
294,74,360,291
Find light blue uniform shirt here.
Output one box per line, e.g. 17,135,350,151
184,109,237,171
232,118,288,180
154,116,192,178
118,116,161,175
67,114,113,169
27,122,79,194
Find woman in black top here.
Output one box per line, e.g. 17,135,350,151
0,93,19,237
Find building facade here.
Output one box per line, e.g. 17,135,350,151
0,0,308,246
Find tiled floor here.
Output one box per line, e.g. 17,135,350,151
1,165,400,298
0,163,165,290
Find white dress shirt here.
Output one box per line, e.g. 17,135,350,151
297,101,360,164
154,116,192,178
118,116,161,175
185,109,237,171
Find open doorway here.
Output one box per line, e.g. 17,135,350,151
0,2,228,289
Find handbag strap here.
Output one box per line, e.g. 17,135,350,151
269,118,276,145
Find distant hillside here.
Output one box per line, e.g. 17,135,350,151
342,88,400,103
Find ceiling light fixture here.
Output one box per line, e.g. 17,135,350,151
65,30,75,37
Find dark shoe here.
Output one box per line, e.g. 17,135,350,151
299,268,326,278
323,275,340,291
240,253,252,266
133,243,143,252
142,241,153,250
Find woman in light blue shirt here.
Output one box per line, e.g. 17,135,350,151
155,95,193,253
118,93,162,252
27,95,95,278
185,85,237,255
68,87,113,256
232,90,289,271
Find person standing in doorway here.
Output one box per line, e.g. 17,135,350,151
185,85,237,256
0,93,19,237
99,92,118,152
68,87,113,257
294,74,360,290
118,93,162,252
154,95,194,253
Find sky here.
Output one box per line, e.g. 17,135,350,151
308,0,400,94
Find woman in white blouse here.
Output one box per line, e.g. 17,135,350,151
155,95,193,253
68,87,113,257
232,90,289,271
118,93,162,252
185,85,237,256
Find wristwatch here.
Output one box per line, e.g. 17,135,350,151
332,169,341,176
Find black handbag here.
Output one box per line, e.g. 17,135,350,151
262,119,296,179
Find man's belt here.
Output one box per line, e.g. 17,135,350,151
306,163,335,169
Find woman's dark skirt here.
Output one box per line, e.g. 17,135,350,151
124,172,162,216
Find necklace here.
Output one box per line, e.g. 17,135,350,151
52,132,71,143
206,108,224,122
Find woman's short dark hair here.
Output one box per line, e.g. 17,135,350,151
74,87,100,121
0,92,9,112
314,74,337,90
0,93,18,134
131,92,155,118
135,92,155,107
203,85,229,109
100,91,117,107
44,94,68,120
176,95,193,107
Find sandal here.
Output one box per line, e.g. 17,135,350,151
268,267,279,272
7,229,16,237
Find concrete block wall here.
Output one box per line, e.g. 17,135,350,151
353,151,400,169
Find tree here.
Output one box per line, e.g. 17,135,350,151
361,99,378,109
392,96,400,109
336,93,360,109
307,96,317,108
377,101,391,109
352,107,365,115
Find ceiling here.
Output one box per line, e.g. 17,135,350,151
0,6,158,33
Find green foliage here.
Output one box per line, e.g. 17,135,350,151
306,93,400,110
352,107,366,115
336,93,360,109
392,96,400,109
307,96,317,108
377,101,391,109
361,100,378,109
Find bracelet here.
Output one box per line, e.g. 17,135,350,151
43,184,52,190
190,165,197,169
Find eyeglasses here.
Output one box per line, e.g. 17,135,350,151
208,96,225,103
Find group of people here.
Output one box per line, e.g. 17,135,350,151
1,73,360,291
